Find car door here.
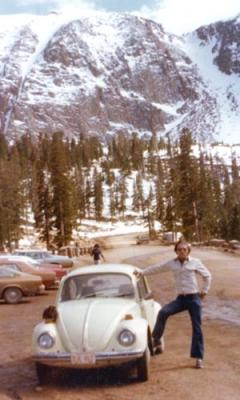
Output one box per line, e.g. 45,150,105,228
137,276,157,331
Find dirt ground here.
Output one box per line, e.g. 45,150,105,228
1,234,240,400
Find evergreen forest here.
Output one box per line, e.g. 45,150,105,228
0,128,240,250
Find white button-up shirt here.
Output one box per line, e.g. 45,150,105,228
143,256,212,295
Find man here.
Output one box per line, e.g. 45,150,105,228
135,240,211,369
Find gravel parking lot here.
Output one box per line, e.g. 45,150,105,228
1,235,240,400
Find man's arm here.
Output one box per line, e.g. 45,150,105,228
196,260,212,296
134,260,171,278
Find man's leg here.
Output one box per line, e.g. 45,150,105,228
188,295,204,360
152,296,186,340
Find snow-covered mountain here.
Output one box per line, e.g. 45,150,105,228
183,15,240,144
0,12,239,143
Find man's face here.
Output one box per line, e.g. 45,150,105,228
176,245,190,262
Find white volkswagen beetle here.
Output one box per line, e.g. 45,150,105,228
32,263,164,383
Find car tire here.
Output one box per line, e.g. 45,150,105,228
136,348,150,382
36,362,53,385
3,287,23,304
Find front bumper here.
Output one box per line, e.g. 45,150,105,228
33,349,144,369
36,284,46,294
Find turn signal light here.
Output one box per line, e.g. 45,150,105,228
123,314,133,320
42,305,58,322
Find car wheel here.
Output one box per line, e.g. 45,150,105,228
136,348,150,382
36,362,53,385
3,287,23,304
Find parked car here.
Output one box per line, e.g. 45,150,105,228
13,250,73,268
136,234,150,245
5,255,68,282
0,258,57,289
0,267,44,304
32,263,164,384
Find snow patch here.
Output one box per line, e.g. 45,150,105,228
183,32,240,144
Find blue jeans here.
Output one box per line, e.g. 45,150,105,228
153,293,204,359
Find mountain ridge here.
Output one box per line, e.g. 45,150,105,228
0,12,239,143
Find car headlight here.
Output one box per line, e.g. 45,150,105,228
38,332,55,349
118,329,136,346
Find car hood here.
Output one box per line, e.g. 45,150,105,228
57,298,139,352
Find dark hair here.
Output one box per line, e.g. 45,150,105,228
174,240,191,253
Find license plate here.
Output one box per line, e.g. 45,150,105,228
71,352,96,365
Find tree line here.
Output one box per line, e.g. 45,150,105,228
0,128,239,250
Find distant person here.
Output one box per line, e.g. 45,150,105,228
134,240,212,369
91,244,105,265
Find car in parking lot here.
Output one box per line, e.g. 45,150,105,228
13,250,73,268
136,234,150,245
0,267,44,304
4,255,68,282
0,258,57,289
32,263,164,384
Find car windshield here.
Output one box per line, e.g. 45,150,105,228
14,251,49,259
60,273,135,302
6,256,40,266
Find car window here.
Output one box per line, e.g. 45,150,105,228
30,252,42,259
14,251,43,259
60,273,134,302
0,263,20,272
0,268,17,277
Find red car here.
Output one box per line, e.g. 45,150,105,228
0,257,57,289
2,255,68,282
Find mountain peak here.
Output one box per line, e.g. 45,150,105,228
0,13,239,143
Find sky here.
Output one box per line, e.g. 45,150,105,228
0,0,239,34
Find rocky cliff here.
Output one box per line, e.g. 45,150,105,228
0,13,239,142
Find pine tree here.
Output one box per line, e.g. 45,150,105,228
155,158,165,224
85,177,92,218
33,135,53,247
93,169,104,220
196,150,219,240
117,175,127,218
162,144,179,235
49,132,76,248
130,132,144,170
0,150,24,249
132,172,145,216
144,186,156,238
175,128,199,240
132,181,141,212
221,157,240,240
109,186,117,221
0,133,8,159
73,166,86,222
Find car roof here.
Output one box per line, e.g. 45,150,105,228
0,256,33,264
67,263,140,278
0,255,38,262
13,249,48,253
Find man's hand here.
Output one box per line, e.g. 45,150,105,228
133,270,142,279
199,291,207,299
